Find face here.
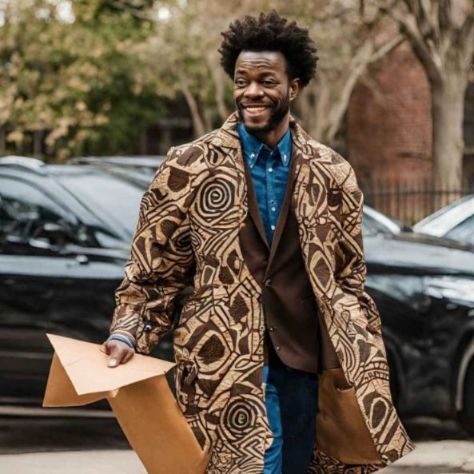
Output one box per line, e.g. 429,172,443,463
233,51,300,139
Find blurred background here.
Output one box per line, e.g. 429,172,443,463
0,1,474,472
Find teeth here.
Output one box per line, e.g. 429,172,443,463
246,106,266,112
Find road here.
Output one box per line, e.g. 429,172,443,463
1,412,473,472
0,442,473,473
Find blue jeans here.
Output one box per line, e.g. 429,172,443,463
263,355,319,474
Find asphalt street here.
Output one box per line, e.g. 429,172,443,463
1,411,473,473
1,442,474,473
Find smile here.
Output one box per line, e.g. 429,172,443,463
243,105,269,116
244,106,267,111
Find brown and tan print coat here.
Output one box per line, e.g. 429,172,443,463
110,112,415,473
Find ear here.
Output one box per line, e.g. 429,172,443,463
289,78,300,102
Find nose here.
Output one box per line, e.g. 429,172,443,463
243,81,264,99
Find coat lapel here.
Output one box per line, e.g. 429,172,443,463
213,112,312,261
241,158,270,250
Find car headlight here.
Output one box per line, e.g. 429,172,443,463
424,276,474,305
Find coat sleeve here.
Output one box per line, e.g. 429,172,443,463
109,147,197,354
334,165,383,337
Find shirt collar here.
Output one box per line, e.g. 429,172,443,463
237,122,291,168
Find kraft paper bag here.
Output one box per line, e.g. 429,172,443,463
43,334,209,474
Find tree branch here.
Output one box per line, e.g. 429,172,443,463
381,4,443,83
438,0,453,33
324,33,403,143
177,74,206,138
459,8,474,45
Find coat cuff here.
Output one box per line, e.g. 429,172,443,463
107,333,136,349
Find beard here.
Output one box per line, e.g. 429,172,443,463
237,90,291,134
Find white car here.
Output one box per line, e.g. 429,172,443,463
414,195,474,246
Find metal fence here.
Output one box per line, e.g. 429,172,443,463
361,176,474,225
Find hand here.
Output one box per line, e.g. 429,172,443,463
104,339,134,368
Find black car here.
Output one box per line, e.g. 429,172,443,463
363,207,474,432
0,156,170,406
2,157,474,435
68,155,165,182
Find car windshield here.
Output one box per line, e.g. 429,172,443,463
362,206,401,236
55,168,147,239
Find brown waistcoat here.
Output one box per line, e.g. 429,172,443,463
238,153,340,374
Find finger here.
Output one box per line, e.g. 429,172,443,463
107,344,124,368
103,342,111,355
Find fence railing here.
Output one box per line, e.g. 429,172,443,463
361,176,474,225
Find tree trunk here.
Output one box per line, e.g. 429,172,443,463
33,130,43,157
206,53,230,121
179,80,206,138
431,73,466,196
0,126,5,154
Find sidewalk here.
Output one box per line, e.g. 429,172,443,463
1,441,474,473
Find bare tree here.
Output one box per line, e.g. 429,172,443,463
155,0,403,143
295,20,403,146
378,0,474,190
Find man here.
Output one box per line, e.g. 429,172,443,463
105,11,414,474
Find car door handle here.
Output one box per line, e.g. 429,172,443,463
75,255,89,265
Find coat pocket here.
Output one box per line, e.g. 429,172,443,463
174,359,200,414
316,368,382,465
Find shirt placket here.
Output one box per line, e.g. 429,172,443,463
266,151,278,235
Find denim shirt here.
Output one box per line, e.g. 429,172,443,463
237,122,292,244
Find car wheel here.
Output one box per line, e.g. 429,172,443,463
459,356,474,435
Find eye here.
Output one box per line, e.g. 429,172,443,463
234,78,247,87
262,79,277,87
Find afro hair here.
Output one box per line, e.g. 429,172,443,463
219,11,318,88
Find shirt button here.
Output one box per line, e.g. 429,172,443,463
269,326,275,332
270,225,275,230
276,346,281,351
271,207,276,212
268,168,273,173
265,278,271,287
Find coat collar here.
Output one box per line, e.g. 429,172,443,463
236,122,291,168
213,111,313,156
213,111,310,266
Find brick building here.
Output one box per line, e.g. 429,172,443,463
347,44,474,221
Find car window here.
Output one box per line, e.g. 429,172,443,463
446,215,474,245
362,212,388,236
0,176,72,242
55,170,145,239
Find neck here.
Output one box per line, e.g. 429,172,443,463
251,115,290,148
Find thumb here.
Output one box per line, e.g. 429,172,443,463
107,345,121,368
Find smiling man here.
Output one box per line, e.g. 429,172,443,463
105,11,413,474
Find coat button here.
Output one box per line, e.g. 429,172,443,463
144,323,153,332
275,346,281,351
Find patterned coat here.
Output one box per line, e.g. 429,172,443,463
110,112,415,473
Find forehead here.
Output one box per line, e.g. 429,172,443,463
234,50,287,75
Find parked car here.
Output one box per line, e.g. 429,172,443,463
0,156,170,407
362,209,474,433
2,156,474,436
414,194,474,247
68,155,165,181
